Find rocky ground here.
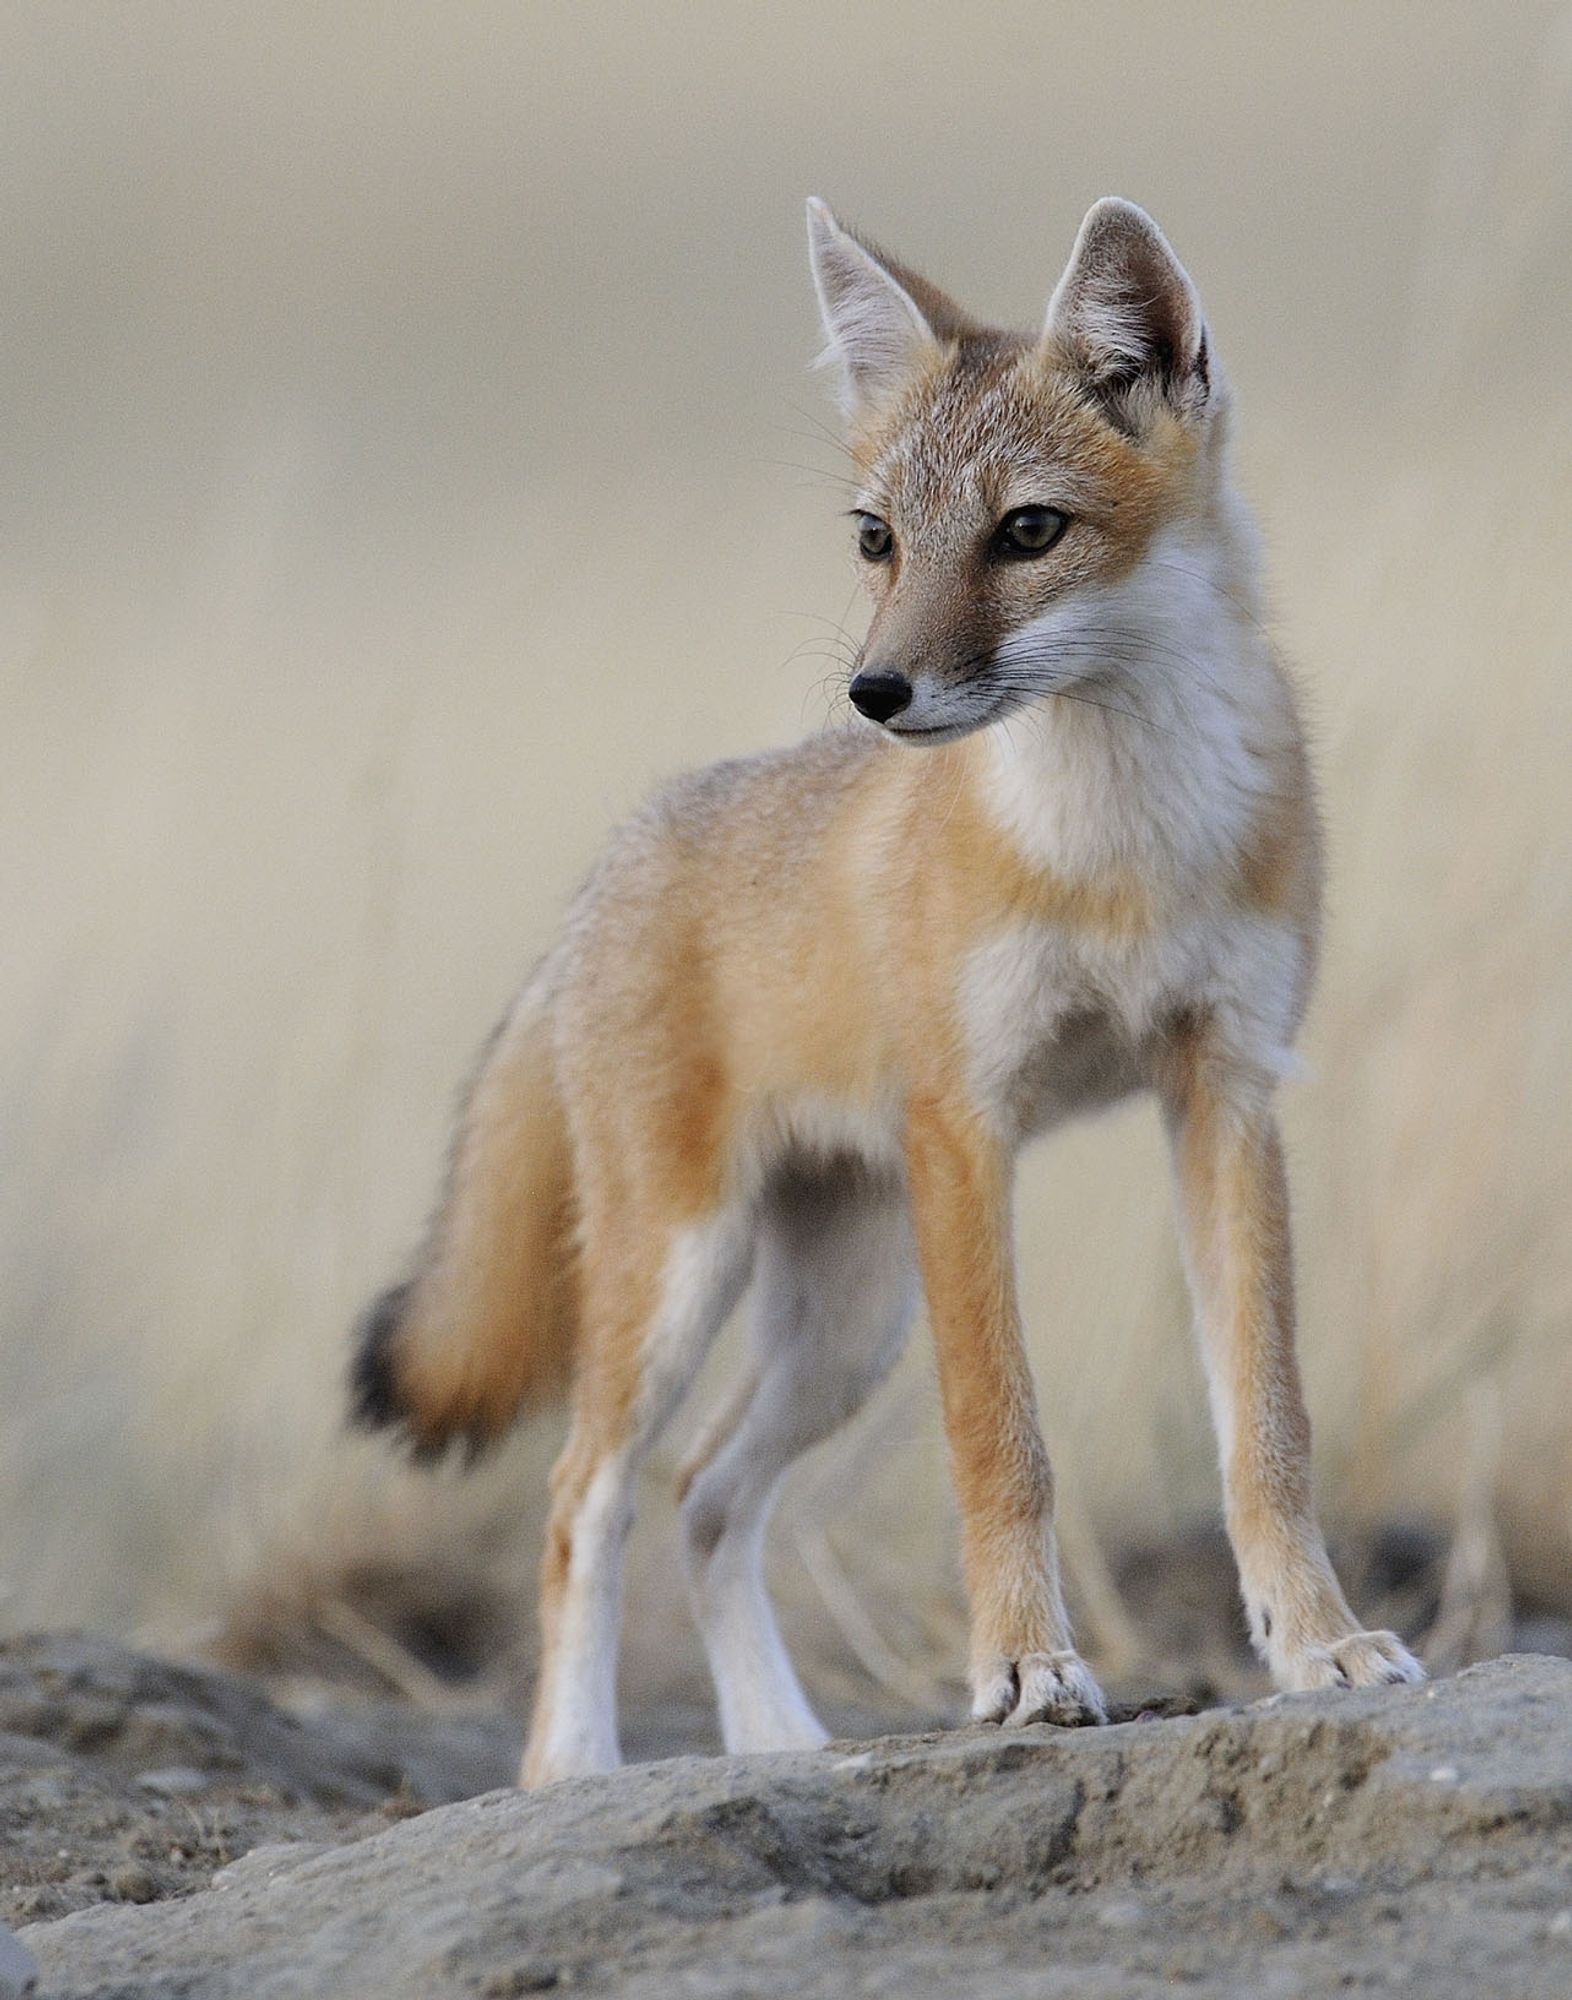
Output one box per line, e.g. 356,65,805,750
4,1635,1572,1997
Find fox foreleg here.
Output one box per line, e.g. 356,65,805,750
1162,1033,1423,1692
905,1098,1107,1728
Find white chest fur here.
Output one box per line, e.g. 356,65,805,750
956,528,1306,1136
958,905,1305,1141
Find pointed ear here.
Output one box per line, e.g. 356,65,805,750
1045,199,1212,423
806,199,970,419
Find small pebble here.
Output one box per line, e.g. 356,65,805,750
135,1766,210,1798
479,1967,560,1996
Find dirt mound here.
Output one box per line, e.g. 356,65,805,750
0,1632,518,1928
11,1645,1572,1997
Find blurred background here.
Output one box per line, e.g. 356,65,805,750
2,2,1569,1725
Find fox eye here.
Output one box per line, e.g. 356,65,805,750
995,506,1069,557
856,514,894,562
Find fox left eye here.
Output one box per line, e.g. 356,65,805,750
994,506,1069,557
857,514,894,562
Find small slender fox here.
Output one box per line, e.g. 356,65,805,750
353,197,1423,1786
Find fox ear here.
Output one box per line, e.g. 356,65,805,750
1046,199,1211,423
807,199,965,419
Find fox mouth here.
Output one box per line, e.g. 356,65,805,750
884,720,967,741
882,699,1012,746
880,664,1141,748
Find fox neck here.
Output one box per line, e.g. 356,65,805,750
970,516,1284,897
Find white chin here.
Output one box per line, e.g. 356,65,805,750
882,712,998,746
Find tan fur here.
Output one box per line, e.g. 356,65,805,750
370,995,578,1453
1157,1018,1358,1669
357,198,1421,1785
903,1093,1067,1679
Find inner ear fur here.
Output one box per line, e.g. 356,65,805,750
807,198,980,418
1046,197,1211,421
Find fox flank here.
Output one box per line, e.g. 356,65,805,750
352,197,1423,1787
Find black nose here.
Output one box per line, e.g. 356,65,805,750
847,668,913,723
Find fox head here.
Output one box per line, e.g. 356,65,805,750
807,198,1245,743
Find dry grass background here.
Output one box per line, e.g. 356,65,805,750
1,2,1569,1714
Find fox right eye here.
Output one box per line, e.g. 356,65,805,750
993,506,1070,558
857,514,894,562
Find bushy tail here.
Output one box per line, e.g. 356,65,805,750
351,993,577,1458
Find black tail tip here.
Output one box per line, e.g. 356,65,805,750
349,1279,496,1468
349,1281,416,1435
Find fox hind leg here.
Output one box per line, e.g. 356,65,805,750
523,1202,753,1787
679,1166,917,1754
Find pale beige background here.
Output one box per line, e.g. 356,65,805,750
2,4,1568,1685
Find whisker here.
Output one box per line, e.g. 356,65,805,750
779,405,858,464
773,609,866,651
996,625,1242,706
777,638,859,672
1142,558,1274,639
998,683,1180,738
752,456,861,492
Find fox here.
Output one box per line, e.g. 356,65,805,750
351,195,1425,1788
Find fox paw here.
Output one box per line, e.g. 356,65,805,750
972,1649,1108,1728
1278,1629,1425,1693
